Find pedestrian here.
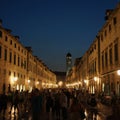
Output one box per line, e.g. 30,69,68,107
54,93,61,119
31,89,42,120
60,92,68,120
0,93,7,117
9,90,19,115
88,94,98,119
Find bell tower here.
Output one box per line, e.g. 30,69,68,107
66,52,72,75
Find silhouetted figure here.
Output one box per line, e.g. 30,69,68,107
31,89,42,120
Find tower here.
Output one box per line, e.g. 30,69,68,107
66,52,72,75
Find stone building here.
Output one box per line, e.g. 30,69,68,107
0,20,56,94
66,2,120,96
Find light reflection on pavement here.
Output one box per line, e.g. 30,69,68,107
0,101,113,120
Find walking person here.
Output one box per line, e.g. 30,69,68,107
60,91,68,120
88,94,97,120
9,90,19,115
54,93,61,120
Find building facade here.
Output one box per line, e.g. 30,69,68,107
0,21,56,94
66,2,120,96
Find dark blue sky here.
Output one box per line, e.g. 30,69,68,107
0,0,118,71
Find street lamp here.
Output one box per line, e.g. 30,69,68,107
28,79,30,83
94,77,97,81
117,70,120,76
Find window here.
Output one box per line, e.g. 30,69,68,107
14,72,16,77
105,51,108,67
4,49,7,61
18,56,20,66
14,54,16,65
101,34,103,41
113,17,117,25
94,61,96,72
109,48,112,65
114,42,118,62
9,51,12,63
0,31,2,38
18,46,20,51
104,30,107,37
5,36,8,41
10,40,12,45
0,45,2,59
9,71,11,76
102,54,104,69
24,60,26,69
14,43,16,48
21,58,23,68
109,24,111,32
18,73,19,78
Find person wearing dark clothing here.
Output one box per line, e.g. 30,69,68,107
54,94,61,119
88,94,97,119
9,90,19,115
31,89,42,120
46,94,53,113
0,93,7,116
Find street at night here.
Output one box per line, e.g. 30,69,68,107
1,1,120,120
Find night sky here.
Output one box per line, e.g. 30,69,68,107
0,0,118,72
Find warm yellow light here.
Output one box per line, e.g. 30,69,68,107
36,81,39,85
58,81,63,87
14,77,18,82
94,77,97,81
42,82,45,86
28,80,30,83
84,80,87,83
117,70,120,76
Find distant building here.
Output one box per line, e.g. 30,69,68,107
54,71,66,88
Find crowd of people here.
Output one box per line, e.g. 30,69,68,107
0,88,101,120
4,88,120,120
